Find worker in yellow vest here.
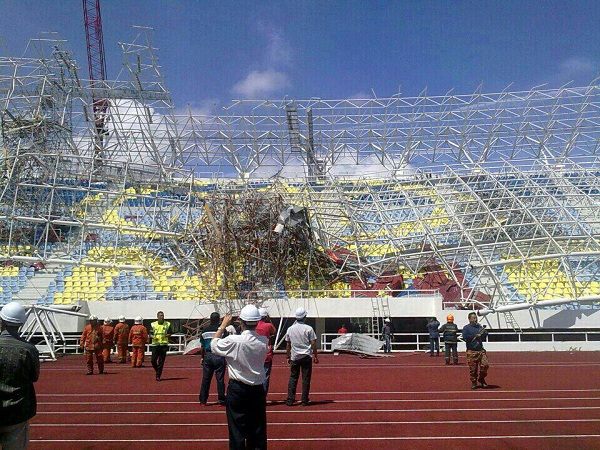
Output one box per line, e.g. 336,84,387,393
150,311,172,381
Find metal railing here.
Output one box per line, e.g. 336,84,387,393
49,288,441,304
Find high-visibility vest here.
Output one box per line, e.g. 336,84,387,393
151,321,171,345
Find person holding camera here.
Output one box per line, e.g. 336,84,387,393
462,312,489,389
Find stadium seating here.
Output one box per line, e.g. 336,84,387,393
504,260,600,301
0,266,33,304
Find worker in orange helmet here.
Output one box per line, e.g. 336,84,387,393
113,315,130,364
100,318,115,363
129,316,148,368
439,314,459,365
80,315,104,375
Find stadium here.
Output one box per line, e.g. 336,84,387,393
1,14,600,450
1,28,598,337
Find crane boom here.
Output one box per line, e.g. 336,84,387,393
82,0,108,165
83,0,107,83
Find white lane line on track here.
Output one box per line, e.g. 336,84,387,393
36,396,600,405
39,363,600,370
36,388,600,396
31,419,600,427
30,435,600,442
34,406,600,414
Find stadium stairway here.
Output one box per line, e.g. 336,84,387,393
14,266,63,304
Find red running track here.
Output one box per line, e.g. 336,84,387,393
29,352,600,449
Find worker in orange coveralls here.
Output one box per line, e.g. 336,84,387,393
129,316,148,368
101,318,115,363
113,315,130,364
80,315,104,375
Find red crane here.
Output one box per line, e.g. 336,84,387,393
82,0,108,161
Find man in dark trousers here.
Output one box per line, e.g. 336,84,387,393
150,311,172,381
462,312,489,389
286,307,319,406
0,301,39,449
439,314,459,365
255,307,276,396
199,312,227,405
211,305,268,450
427,317,441,356
381,318,393,353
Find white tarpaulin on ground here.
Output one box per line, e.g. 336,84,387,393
331,333,383,356
183,339,203,355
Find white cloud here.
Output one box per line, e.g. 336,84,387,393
231,24,294,100
548,56,599,85
265,29,292,67
559,56,596,76
173,99,220,117
232,70,290,99
349,91,371,99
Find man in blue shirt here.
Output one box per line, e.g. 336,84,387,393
199,312,227,405
462,312,489,389
427,317,440,356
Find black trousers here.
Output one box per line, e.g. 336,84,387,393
287,355,312,404
263,361,272,395
445,342,458,363
199,352,226,404
226,379,267,450
151,345,168,378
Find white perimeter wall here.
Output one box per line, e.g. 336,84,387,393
69,294,600,332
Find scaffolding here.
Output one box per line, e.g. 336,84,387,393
0,29,598,314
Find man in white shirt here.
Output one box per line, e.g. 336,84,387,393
285,307,319,406
211,305,268,450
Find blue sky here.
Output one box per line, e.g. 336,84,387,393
1,0,599,113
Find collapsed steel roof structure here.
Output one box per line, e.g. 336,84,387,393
0,29,598,311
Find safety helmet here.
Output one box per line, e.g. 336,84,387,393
89,315,98,321
134,316,143,324
258,307,268,318
118,315,126,322
104,317,111,325
447,314,454,322
295,307,308,320
384,318,391,323
0,301,27,325
239,305,261,324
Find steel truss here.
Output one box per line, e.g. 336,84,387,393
0,30,598,311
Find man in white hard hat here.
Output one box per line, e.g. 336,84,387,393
382,318,394,353
285,306,318,406
255,307,276,396
113,315,130,364
101,318,115,363
0,301,39,449
80,315,104,375
129,317,148,368
211,305,268,449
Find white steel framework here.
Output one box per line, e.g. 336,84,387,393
0,30,598,313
